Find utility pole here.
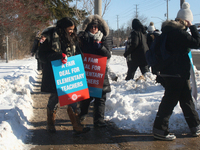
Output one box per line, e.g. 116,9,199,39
180,0,185,8
135,5,138,19
6,36,8,63
94,0,102,16
166,0,169,20
117,15,119,47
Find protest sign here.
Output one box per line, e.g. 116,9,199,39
51,54,90,106
83,53,107,98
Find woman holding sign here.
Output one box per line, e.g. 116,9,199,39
38,17,90,134
78,14,111,127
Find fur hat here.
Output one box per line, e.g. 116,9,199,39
147,22,156,32
176,2,193,22
82,14,109,37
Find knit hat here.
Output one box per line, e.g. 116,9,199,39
176,2,193,22
147,22,156,32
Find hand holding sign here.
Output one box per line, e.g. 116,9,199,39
61,53,68,64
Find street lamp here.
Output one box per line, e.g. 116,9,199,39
151,17,165,21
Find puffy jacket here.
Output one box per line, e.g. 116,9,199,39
160,20,200,79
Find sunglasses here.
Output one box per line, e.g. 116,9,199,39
90,25,98,29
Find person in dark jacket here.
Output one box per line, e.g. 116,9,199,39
123,19,149,81
31,31,43,71
78,14,111,127
38,17,90,134
146,22,160,48
153,2,200,141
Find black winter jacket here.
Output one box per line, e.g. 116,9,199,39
38,27,82,93
78,31,111,93
124,30,149,66
160,20,200,79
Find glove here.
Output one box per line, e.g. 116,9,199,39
93,41,102,49
61,53,67,64
123,52,127,58
31,53,35,57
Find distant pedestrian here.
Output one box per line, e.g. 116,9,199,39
31,31,43,71
38,17,90,134
146,22,160,48
153,2,200,141
78,14,111,127
123,18,149,81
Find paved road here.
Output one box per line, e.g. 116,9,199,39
112,49,200,70
28,67,200,150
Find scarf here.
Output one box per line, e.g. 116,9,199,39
88,31,103,41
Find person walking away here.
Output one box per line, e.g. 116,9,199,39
153,2,200,141
146,22,160,49
38,17,90,134
31,31,43,71
123,19,149,81
78,14,111,127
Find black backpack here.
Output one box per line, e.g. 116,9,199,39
146,33,173,74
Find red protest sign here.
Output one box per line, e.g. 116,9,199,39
83,53,107,98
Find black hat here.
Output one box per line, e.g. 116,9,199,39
56,17,75,29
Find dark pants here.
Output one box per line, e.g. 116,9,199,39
47,93,77,111
125,62,149,80
37,59,43,71
153,77,200,134
79,93,106,123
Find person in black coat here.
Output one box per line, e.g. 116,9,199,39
38,17,90,134
78,14,111,127
153,2,200,141
31,31,43,71
123,19,149,81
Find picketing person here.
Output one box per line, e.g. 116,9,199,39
38,17,90,134
152,2,200,141
123,18,150,81
78,14,111,127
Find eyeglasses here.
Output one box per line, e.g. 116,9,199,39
90,25,98,29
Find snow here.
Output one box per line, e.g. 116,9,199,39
1,50,200,149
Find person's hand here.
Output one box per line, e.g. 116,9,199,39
123,52,127,58
185,20,192,27
31,53,35,57
61,53,67,64
94,41,102,49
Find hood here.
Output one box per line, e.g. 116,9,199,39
161,20,186,33
82,14,109,37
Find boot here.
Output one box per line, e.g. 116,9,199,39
93,100,107,128
67,106,90,134
47,107,56,133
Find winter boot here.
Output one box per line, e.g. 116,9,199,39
93,100,107,128
47,107,56,133
67,106,90,134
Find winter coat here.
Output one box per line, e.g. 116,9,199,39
38,27,82,93
160,20,200,79
78,14,111,93
124,30,149,66
147,31,160,48
31,38,40,59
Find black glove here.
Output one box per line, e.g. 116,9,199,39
123,52,127,58
31,53,35,57
93,41,102,49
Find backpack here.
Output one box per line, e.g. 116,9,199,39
146,33,173,74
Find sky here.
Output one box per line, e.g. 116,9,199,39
102,0,200,30
1,49,200,149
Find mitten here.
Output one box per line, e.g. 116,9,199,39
61,53,67,64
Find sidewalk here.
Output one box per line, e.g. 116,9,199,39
28,73,200,150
